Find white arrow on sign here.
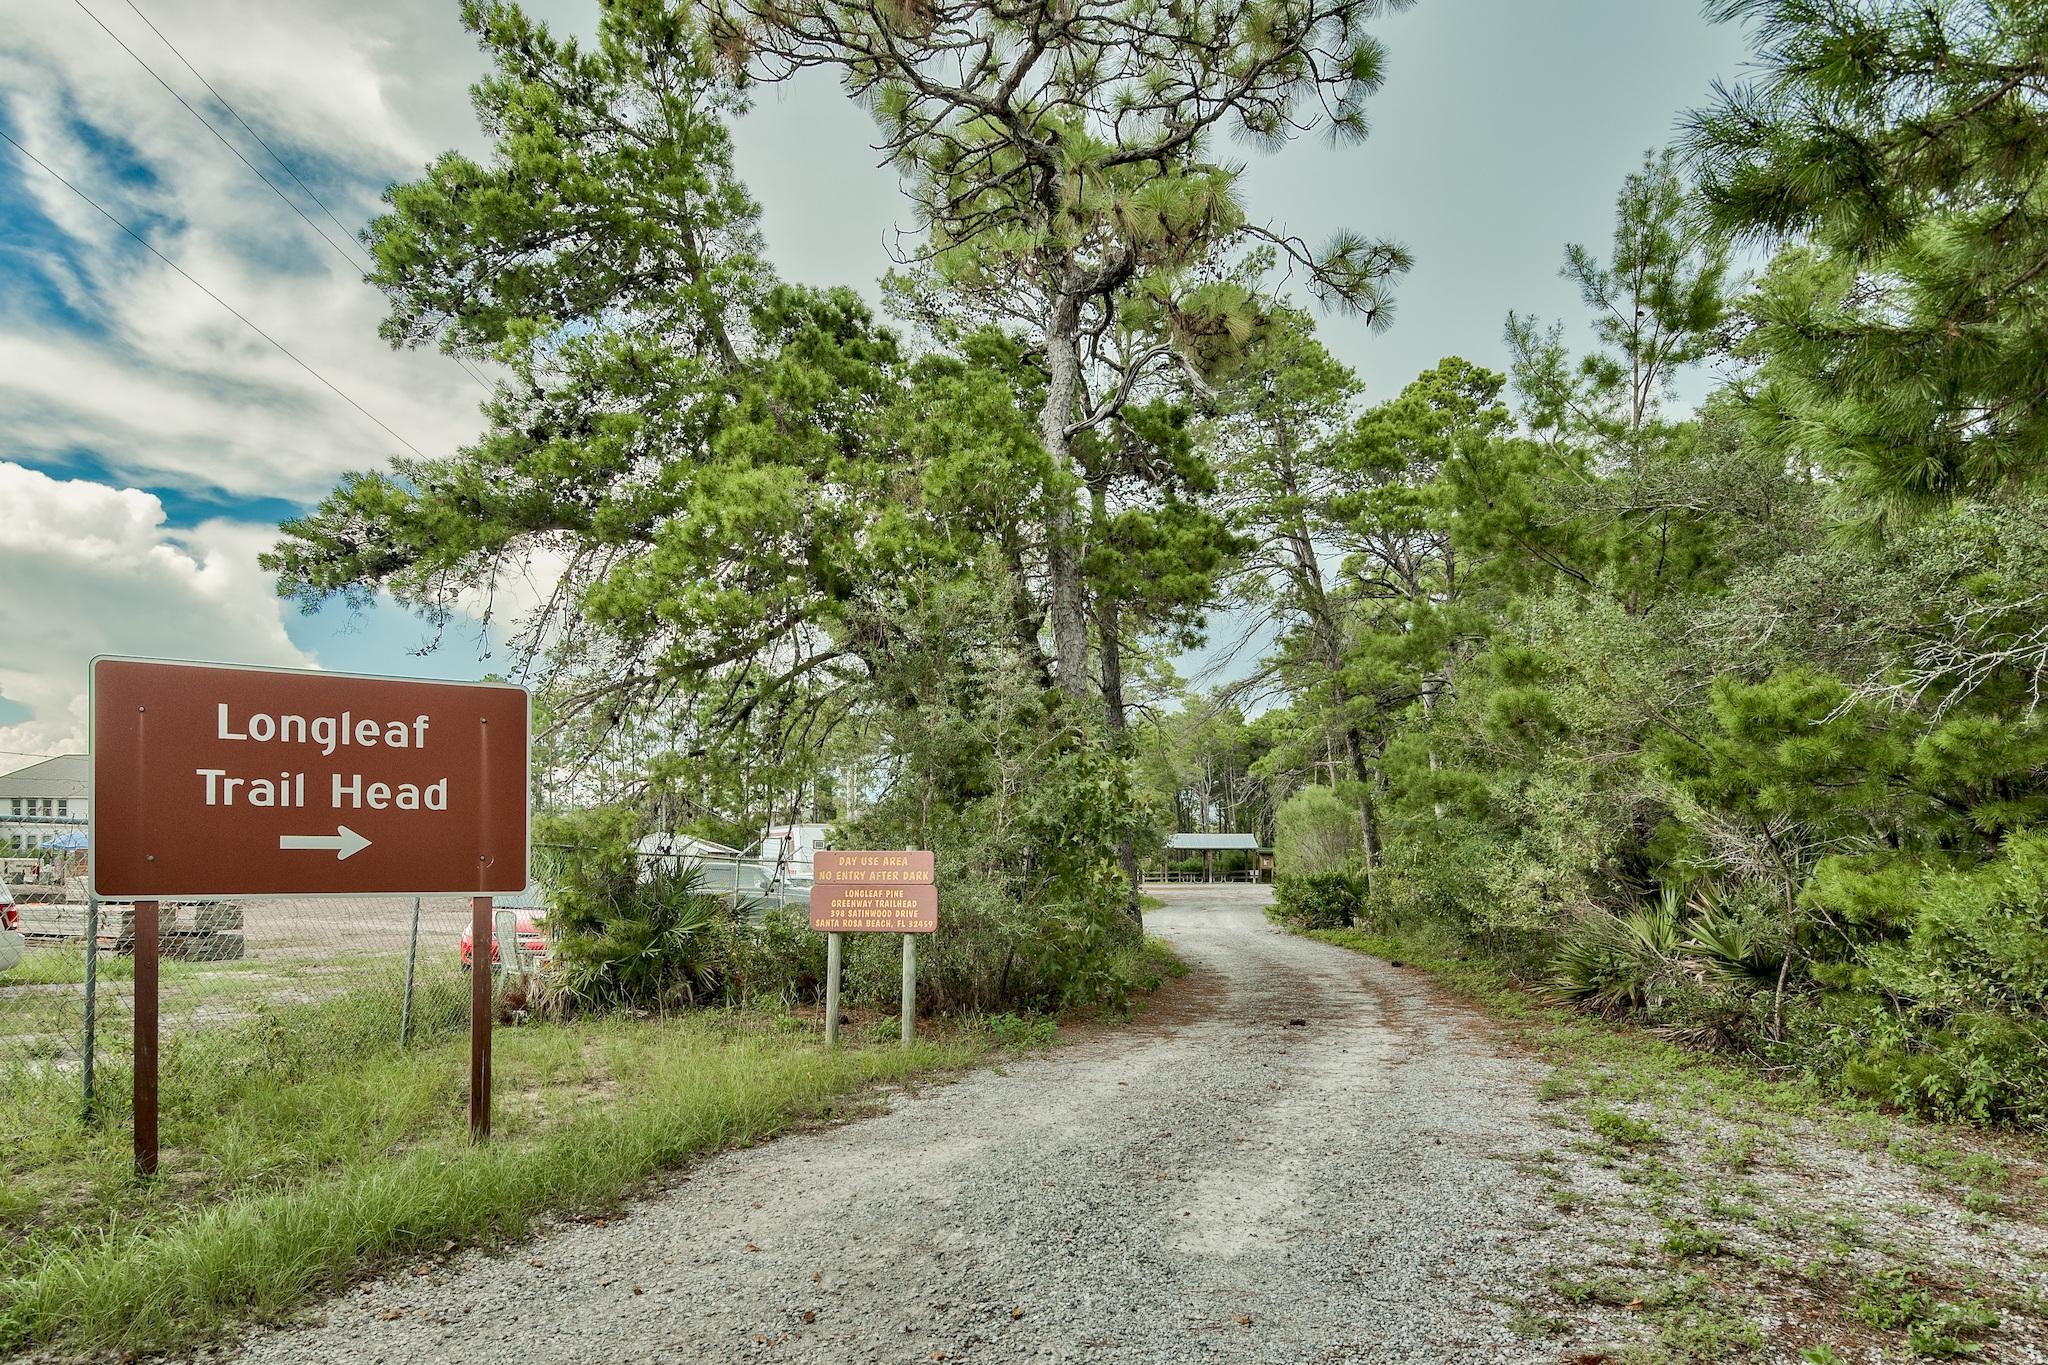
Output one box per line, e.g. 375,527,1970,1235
278,826,372,861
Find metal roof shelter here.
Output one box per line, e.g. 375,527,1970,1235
1159,831,1268,884
1166,833,1260,851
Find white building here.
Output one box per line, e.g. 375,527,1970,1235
0,754,88,853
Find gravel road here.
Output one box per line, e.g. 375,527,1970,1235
224,885,1615,1364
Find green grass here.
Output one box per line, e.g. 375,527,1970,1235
1126,933,1190,986
1589,1105,1669,1150
0,944,213,988
1850,1269,2000,1357
0,984,989,1358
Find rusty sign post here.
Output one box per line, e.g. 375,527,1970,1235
90,657,528,1172
809,851,936,1045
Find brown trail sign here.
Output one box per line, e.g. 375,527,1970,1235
89,657,530,1171
812,849,935,886
809,850,935,1047
808,882,939,934
91,657,527,899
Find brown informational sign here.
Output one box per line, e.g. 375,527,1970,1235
813,849,935,885
91,657,528,898
809,881,939,934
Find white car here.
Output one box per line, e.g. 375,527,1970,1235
0,883,22,973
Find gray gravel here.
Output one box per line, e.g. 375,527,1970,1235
223,885,1600,1364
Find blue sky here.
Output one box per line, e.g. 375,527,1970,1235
0,0,1755,763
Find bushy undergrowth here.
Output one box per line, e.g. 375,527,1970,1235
1348,820,2048,1127
1274,785,1358,879
535,809,805,1014
535,655,1157,1020
1271,868,1367,930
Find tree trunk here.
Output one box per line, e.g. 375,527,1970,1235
1093,525,1144,927
1040,286,1089,697
1342,725,1379,895
1274,491,1378,892
1002,530,1053,687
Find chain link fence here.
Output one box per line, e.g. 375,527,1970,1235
1,878,483,1128
2,852,813,1143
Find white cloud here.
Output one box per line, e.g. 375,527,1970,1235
0,0,497,501
0,461,312,765
0,0,538,770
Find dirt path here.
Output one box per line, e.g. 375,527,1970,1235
228,886,1599,1363
220,885,2048,1364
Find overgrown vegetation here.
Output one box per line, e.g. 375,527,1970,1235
1148,0,2048,1130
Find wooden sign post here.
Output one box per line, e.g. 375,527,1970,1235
809,851,936,1045
90,657,529,1172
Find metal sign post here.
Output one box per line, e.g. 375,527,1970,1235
824,932,843,1046
81,896,97,1122
901,933,916,1045
470,895,492,1142
89,657,530,1171
133,900,158,1175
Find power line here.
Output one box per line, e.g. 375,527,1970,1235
71,0,370,277
118,0,373,269
0,126,428,459
110,0,495,395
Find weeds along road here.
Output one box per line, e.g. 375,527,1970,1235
228,885,1612,1364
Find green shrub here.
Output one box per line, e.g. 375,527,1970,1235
837,645,1147,1014
1274,785,1358,879
1547,894,1686,1016
534,808,745,1013
551,861,738,1012
1273,869,1366,929
983,1013,1058,1047
727,904,828,1005
1810,832,2048,1124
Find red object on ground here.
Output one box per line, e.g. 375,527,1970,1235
458,912,547,968
0,884,16,931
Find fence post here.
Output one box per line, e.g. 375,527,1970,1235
82,896,97,1122
399,896,422,1047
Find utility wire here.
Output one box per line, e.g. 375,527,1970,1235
0,127,427,458
115,0,494,394
74,0,493,393
118,0,372,269
71,0,368,276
